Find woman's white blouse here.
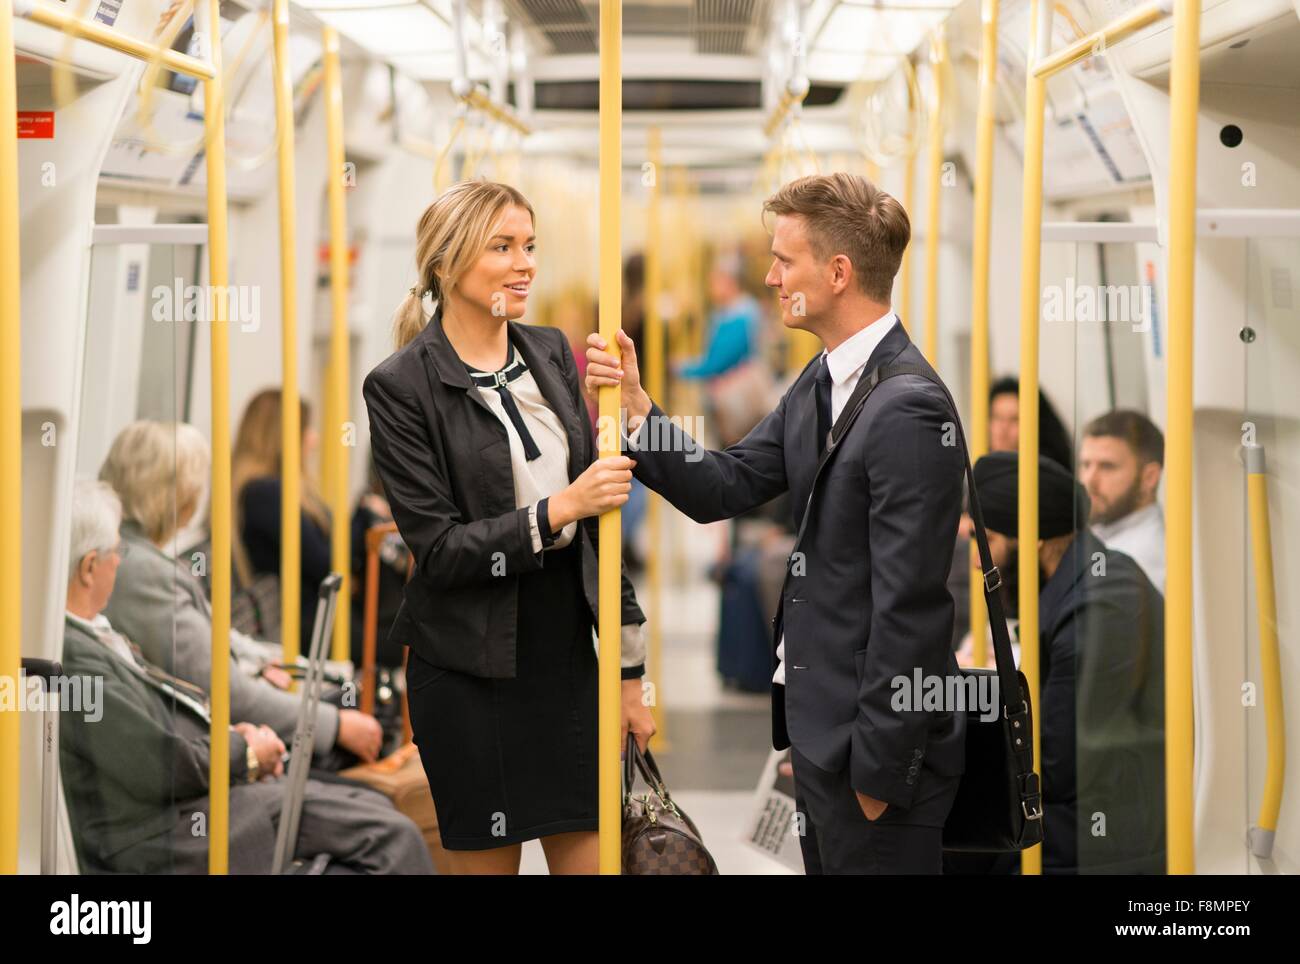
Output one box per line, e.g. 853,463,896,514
468,347,578,553
469,344,646,672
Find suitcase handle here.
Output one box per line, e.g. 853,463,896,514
271,573,343,874
361,522,399,716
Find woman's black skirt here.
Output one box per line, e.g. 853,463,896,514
406,538,598,850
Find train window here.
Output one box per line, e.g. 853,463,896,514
75,233,202,475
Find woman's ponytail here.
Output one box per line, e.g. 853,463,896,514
392,288,428,350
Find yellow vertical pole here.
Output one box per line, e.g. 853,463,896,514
969,0,999,669
322,27,351,662
1016,0,1047,877
202,0,234,876
922,27,947,367
667,167,690,584
900,151,916,333
644,126,666,749
688,180,704,359
597,0,622,876
0,0,22,876
272,0,302,665
1164,0,1200,876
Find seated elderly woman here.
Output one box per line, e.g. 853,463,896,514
61,479,434,874
98,420,382,767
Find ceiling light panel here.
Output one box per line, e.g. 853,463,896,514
314,3,459,58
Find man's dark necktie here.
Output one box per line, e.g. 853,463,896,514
466,349,542,461
814,355,833,453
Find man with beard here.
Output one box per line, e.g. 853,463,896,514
1079,410,1165,593
969,452,1166,874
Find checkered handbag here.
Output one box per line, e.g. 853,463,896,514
621,735,719,875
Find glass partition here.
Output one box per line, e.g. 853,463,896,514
63,236,202,873
1001,238,1165,876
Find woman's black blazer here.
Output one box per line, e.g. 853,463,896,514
363,311,645,678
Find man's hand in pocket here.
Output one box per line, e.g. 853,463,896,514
856,791,889,821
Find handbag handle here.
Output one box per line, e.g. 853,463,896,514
622,733,672,804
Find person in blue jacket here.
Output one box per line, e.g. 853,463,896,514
677,253,762,381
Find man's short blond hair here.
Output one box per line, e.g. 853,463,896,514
763,173,910,303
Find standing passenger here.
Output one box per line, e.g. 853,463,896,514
588,173,966,874
363,179,654,875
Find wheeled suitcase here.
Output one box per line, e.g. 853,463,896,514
272,573,343,875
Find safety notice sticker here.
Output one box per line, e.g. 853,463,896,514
17,112,54,139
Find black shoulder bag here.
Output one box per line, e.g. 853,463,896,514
793,355,1043,853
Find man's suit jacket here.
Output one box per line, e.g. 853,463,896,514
104,520,339,755
58,619,278,873
363,309,645,678
629,322,966,821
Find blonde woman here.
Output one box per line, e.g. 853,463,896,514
363,179,654,874
100,420,383,765
232,389,332,656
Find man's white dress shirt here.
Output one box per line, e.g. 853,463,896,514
1091,501,1165,592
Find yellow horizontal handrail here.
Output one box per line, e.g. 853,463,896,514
433,115,465,191
1031,0,1166,80
461,87,530,136
19,1,216,80
763,87,806,139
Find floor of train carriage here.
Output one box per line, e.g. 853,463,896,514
519,510,791,875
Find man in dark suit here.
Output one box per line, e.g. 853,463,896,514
972,453,1166,874
586,173,966,873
